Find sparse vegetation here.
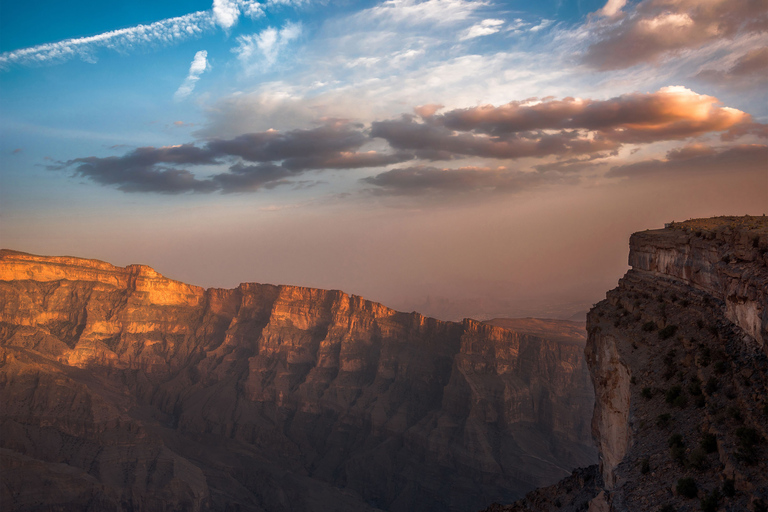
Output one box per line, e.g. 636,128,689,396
657,413,672,428
688,447,707,470
641,458,650,474
714,360,727,374
642,387,653,399
705,377,718,394
642,321,657,332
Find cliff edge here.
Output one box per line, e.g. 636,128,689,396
483,215,768,512
0,249,596,512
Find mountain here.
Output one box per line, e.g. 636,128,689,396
483,215,768,511
0,249,596,512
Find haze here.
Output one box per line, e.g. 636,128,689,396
1,0,766,320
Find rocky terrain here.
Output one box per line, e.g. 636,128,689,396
483,215,768,512
0,249,596,512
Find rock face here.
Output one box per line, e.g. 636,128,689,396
0,250,596,512
485,216,768,512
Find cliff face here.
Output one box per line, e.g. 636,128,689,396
0,250,596,512
484,216,768,512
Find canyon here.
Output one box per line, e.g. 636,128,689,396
487,216,768,511
0,249,596,511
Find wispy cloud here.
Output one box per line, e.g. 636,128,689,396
174,51,210,101
460,19,504,41
233,22,302,71
0,0,307,70
0,11,215,69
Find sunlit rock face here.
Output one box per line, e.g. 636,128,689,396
0,249,596,512
482,216,768,512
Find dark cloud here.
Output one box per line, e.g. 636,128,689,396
606,144,768,178
206,122,367,164
361,165,575,196
721,121,768,141
371,116,619,159
55,121,411,194
583,0,768,70
65,156,218,194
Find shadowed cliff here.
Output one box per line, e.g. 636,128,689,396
0,249,596,512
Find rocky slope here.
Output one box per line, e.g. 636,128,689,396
484,215,768,512
0,250,596,512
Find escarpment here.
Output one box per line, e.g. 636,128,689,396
485,216,768,512
0,249,596,512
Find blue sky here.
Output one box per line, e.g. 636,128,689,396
1,0,766,320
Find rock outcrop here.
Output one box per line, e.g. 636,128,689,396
0,250,596,512
485,216,768,512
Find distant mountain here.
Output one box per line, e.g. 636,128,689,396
484,318,585,345
0,249,596,512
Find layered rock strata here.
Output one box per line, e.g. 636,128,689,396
0,250,596,512
486,216,768,512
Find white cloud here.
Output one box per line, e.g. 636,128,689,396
460,19,504,40
597,0,627,17
365,0,486,25
233,22,302,71
0,11,215,69
174,51,210,101
213,0,241,29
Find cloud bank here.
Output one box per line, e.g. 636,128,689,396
53,87,763,194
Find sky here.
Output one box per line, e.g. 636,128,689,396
1,0,766,321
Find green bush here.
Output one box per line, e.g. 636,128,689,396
668,433,684,448
714,360,727,374
641,458,650,474
735,427,761,465
676,478,698,498
688,378,702,396
657,413,672,428
642,387,653,399
642,321,657,332
705,377,718,394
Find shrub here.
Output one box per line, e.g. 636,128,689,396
714,360,727,374
641,458,650,474
666,386,683,404
700,488,721,512
700,433,717,453
697,319,705,329
659,325,679,340
735,427,761,465
642,387,653,399
722,478,735,497
642,321,657,332
689,447,707,470
755,499,768,512
705,377,718,394
669,433,684,448
657,413,672,428
728,406,743,423
695,395,706,408
660,505,675,512
677,478,698,498
673,394,688,408
688,377,702,396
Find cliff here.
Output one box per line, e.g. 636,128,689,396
0,249,596,512
484,216,768,512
